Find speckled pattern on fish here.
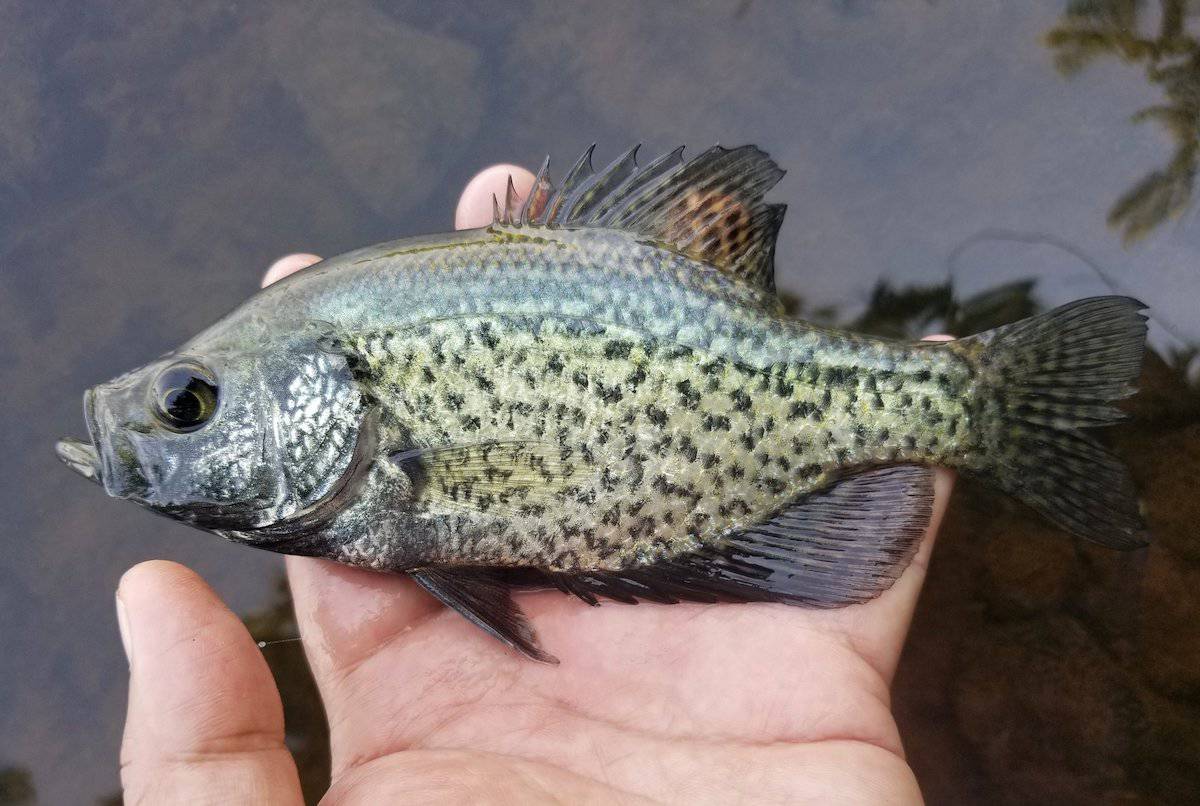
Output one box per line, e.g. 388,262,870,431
333,313,969,571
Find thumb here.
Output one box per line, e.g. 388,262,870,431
117,560,303,804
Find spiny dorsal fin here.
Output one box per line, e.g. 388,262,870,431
515,144,787,291
491,176,523,226
541,144,596,225
554,145,641,224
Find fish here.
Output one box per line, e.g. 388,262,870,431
57,143,1149,662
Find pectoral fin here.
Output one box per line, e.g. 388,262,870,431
391,440,585,519
409,568,558,664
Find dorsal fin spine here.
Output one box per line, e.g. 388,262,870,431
502,175,520,225
593,145,686,225
545,144,596,226
521,155,553,225
559,145,640,224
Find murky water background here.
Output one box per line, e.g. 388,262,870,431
2,2,1197,803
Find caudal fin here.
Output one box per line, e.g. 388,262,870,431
959,296,1149,548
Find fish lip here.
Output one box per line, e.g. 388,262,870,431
55,388,105,487
55,436,102,485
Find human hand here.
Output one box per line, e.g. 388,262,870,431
117,164,954,804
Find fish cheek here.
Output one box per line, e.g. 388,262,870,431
275,350,366,514
167,405,275,508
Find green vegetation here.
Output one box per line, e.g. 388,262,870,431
1047,0,1200,243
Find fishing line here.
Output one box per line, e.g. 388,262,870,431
945,227,1194,347
256,637,303,649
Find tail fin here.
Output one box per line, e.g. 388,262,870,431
959,296,1149,548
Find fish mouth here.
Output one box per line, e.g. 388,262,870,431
55,388,104,487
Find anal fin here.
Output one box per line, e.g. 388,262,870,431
504,464,935,609
410,568,558,663
410,466,934,661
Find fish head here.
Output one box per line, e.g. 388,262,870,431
57,323,368,535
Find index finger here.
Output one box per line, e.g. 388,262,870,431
260,165,538,289
455,164,536,229
278,165,537,770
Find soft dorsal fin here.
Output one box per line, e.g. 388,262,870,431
499,144,787,291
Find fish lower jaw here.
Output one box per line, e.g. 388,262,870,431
55,437,102,485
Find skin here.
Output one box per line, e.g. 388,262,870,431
116,164,955,804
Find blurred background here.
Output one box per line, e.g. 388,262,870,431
2,1,1198,803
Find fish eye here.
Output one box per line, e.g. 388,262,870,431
150,362,220,432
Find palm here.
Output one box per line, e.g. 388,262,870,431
288,537,937,803
116,175,949,804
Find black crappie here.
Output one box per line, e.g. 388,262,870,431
57,144,1147,662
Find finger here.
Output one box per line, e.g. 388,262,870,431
262,253,323,287
846,466,955,682
118,561,302,804
809,334,957,683
285,556,442,689
455,164,536,229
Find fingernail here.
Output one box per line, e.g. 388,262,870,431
263,253,322,287
116,592,133,666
